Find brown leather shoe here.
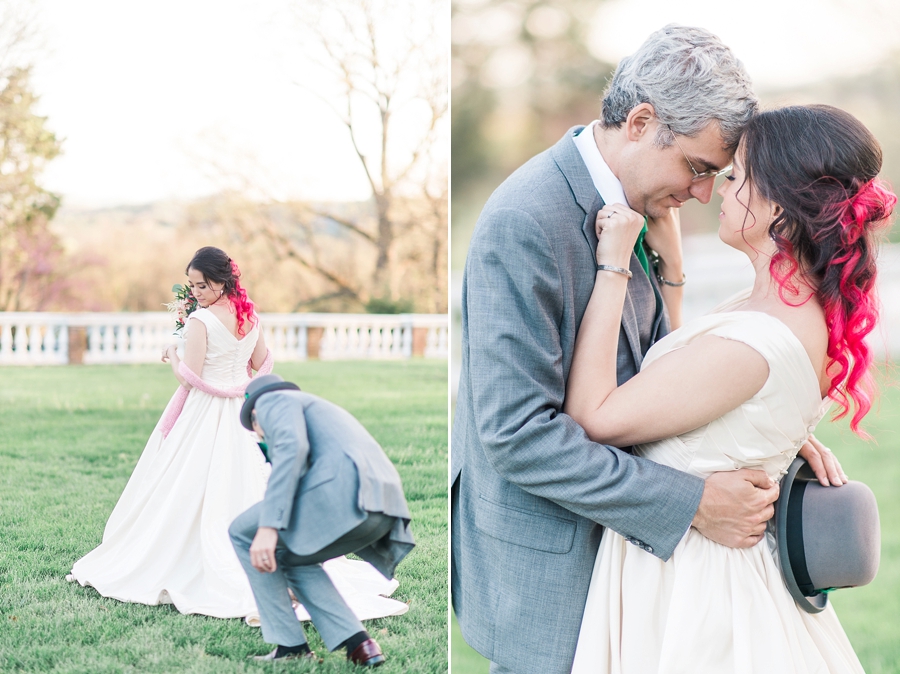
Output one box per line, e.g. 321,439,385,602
347,638,386,667
251,647,320,662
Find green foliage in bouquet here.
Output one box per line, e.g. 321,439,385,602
164,284,199,333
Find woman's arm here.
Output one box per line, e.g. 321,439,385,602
163,318,207,388
567,334,769,446
645,208,685,329
563,205,771,447
249,320,268,372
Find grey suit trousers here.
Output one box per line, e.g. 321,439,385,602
229,503,393,649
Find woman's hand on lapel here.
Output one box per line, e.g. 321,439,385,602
595,203,645,267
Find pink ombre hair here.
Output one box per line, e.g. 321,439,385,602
186,247,258,337
228,259,257,338
741,105,896,434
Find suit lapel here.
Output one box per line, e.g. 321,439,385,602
556,126,650,369
621,254,648,367
580,202,601,251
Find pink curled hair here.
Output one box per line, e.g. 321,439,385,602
769,179,895,434
228,259,258,338
741,106,896,435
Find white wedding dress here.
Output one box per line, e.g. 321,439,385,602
70,308,408,622
571,290,864,674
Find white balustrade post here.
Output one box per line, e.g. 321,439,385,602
0,324,12,363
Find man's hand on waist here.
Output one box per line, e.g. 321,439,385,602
691,469,779,548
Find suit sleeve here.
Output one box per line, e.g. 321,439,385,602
466,206,704,560
255,394,309,530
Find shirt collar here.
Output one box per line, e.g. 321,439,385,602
573,120,629,209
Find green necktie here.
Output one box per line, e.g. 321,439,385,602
633,216,650,278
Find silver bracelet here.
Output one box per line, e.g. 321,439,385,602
656,270,686,287
596,264,633,279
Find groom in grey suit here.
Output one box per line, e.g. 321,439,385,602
452,26,771,674
230,375,414,667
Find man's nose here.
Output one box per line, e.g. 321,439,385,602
689,177,716,204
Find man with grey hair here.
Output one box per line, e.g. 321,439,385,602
452,24,838,674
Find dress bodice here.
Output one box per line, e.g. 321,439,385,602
186,309,259,388
635,289,831,480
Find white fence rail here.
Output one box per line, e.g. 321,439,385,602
0,315,69,366
0,312,448,365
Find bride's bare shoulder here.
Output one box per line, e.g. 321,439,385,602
767,301,829,392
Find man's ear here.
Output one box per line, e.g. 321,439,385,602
624,103,656,142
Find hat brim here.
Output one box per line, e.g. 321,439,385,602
776,457,829,614
240,382,301,430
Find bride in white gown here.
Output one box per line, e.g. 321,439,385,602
69,246,408,622
565,106,894,672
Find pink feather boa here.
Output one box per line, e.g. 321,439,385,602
159,349,274,438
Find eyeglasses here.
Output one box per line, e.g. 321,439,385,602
667,126,732,182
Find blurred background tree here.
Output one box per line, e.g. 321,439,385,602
452,0,613,215
0,66,63,311
0,1,70,311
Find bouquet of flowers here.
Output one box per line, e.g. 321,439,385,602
164,284,199,336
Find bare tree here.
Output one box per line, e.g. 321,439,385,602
281,0,448,309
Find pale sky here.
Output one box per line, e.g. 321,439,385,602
590,0,900,89
28,0,900,207
32,0,418,207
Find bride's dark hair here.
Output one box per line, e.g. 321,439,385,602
740,105,896,434
186,246,257,337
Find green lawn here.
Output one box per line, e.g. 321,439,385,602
0,360,448,674
451,368,900,674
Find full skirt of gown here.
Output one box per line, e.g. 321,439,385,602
571,292,865,674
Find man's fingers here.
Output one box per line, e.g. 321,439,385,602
739,468,775,490
758,483,779,506
733,532,766,549
250,548,276,573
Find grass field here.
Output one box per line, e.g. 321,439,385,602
451,368,900,674
0,360,448,674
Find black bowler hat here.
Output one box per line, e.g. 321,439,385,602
240,374,301,430
775,457,880,613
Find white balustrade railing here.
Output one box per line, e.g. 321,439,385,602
80,313,182,365
0,314,69,365
419,315,450,360
318,315,409,360
0,312,448,365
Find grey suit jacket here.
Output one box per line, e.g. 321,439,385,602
451,128,706,674
255,390,414,580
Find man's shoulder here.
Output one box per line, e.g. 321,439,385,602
479,129,591,223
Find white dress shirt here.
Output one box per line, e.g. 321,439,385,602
573,120,630,209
